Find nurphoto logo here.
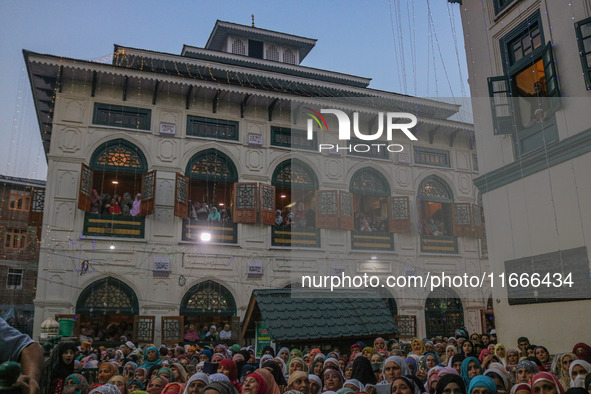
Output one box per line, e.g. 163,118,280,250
305,108,418,153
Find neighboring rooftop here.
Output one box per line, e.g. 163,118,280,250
242,289,398,341
0,174,46,188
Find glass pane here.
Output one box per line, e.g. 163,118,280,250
586,54,591,65
581,22,591,38
583,38,591,54
532,34,542,50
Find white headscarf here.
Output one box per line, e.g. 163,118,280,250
380,356,411,384
344,379,365,392
569,360,591,388
309,374,323,394
183,373,210,394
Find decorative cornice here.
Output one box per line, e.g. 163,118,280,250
474,127,591,193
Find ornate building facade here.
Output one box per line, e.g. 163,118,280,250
26,20,490,344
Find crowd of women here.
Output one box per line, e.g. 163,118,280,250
48,333,591,394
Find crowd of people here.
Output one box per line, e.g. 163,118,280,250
40,329,591,394
188,202,232,223
90,190,142,216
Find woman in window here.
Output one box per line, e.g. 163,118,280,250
109,198,122,215
91,189,102,214
130,194,141,216
208,207,221,222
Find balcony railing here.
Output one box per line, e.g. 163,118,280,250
272,225,320,248
420,234,458,254
182,220,237,244
351,230,394,251
83,213,145,238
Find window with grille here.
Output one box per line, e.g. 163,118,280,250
232,39,246,55
93,103,151,130
493,0,517,15
266,45,280,61
575,17,591,90
7,269,24,290
283,48,296,64
414,147,450,167
4,229,27,250
8,190,31,211
186,116,239,141
488,12,560,156
271,127,316,150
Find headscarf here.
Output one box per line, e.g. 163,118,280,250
516,360,539,375
531,372,564,394
63,374,90,394
99,363,121,384
142,347,163,370
509,383,530,394
351,356,377,385
363,348,376,356
278,347,290,360
128,380,146,392
209,374,230,383
162,383,185,394
288,371,309,388
51,342,77,380
262,346,276,357
170,363,188,383
337,389,355,394
289,349,304,364
260,355,274,369
406,358,418,375
126,362,139,372
533,347,552,371
461,357,482,387
147,377,169,394
411,339,426,355
343,379,365,392
241,364,258,380
569,360,591,389
219,359,239,383
183,373,209,394
255,368,281,394
324,358,341,371
438,367,460,377
89,384,122,394
262,360,288,387
158,368,175,382
201,381,239,394
309,374,323,394
484,369,510,393
324,369,345,391
392,377,422,394
572,344,591,363
425,353,442,368
449,355,466,369
289,357,309,374
109,375,128,392
494,345,507,363
426,367,442,392
382,356,411,383
468,376,497,394
505,350,520,371
436,374,466,394
200,349,213,362
247,373,268,394
478,350,491,363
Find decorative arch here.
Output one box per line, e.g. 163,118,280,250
418,175,454,203
272,159,319,190
180,280,237,316
76,277,139,315
90,138,148,174
425,287,464,338
349,167,391,196
185,149,238,182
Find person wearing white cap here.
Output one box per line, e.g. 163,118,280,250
121,341,136,357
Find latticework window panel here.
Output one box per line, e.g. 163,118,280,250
161,316,184,343
96,146,142,169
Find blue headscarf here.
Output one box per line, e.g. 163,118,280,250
461,357,482,387
405,357,418,374
424,352,441,368
125,361,138,371
127,379,145,391
200,349,213,361
467,375,497,394
139,346,162,370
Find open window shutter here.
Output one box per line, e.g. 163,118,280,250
315,190,339,229
29,187,45,227
233,183,257,223
472,204,483,238
174,173,189,219
388,196,411,233
78,163,93,212
542,42,562,112
140,170,156,216
161,316,184,344
133,315,155,344
487,76,515,135
452,203,473,237
259,183,276,225
339,191,354,230
575,18,591,90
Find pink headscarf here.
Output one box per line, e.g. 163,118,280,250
530,372,564,394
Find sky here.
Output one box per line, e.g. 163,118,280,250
0,0,470,181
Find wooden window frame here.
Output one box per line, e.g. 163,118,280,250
6,268,24,290
575,17,591,90
270,126,317,151
4,228,27,250
8,191,31,212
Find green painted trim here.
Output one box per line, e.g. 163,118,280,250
413,146,451,167
270,126,317,151
76,276,139,314
474,127,591,194
186,115,239,141
89,138,148,173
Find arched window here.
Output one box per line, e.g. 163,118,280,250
232,39,246,55
283,48,296,64
185,149,237,223
417,176,453,237
76,277,139,341
425,287,464,338
180,281,236,332
272,159,318,228
349,168,391,232
266,45,279,61
85,139,148,216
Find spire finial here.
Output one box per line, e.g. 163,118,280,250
251,14,255,27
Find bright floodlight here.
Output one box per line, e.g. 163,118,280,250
201,232,212,242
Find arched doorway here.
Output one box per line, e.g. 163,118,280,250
76,277,139,342
180,281,237,340
425,287,464,338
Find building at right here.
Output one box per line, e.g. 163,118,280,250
451,0,591,351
